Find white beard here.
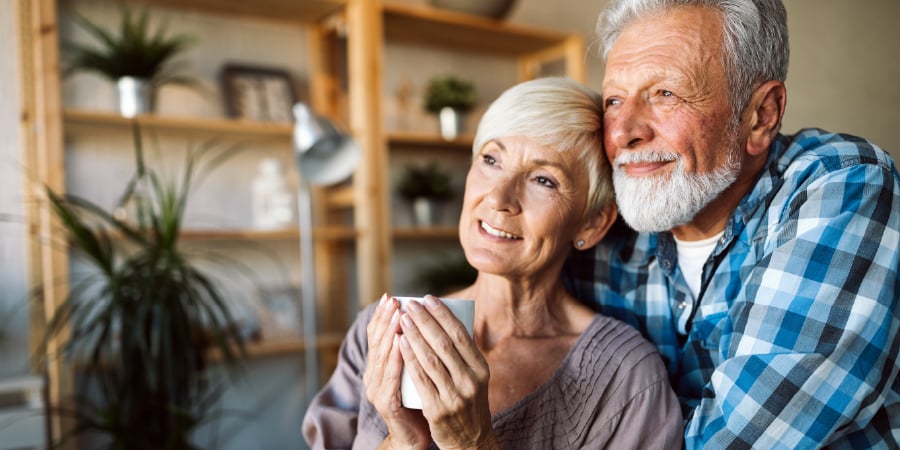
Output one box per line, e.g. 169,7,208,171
612,148,741,232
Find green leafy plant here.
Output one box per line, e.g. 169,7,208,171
38,124,246,449
396,162,454,201
423,74,477,113
63,8,196,86
412,255,478,295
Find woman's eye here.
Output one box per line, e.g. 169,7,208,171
660,90,674,97
535,176,556,189
481,154,497,166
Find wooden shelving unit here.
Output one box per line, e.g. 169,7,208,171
19,0,585,444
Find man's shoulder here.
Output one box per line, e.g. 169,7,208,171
774,127,897,175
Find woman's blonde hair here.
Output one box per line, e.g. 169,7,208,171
472,77,613,217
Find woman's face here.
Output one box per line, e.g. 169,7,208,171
459,136,591,280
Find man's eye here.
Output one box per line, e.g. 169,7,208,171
660,90,674,97
605,98,621,107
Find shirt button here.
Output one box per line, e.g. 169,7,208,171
663,260,672,269
678,301,687,310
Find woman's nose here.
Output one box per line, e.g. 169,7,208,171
606,99,653,151
485,176,521,214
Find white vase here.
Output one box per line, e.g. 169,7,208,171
438,106,463,141
116,76,154,118
412,197,436,227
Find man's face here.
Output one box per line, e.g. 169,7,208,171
601,6,744,235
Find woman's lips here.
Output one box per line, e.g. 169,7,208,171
479,220,522,240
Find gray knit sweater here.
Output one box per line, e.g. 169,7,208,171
303,305,684,449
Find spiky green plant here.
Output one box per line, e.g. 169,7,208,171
63,8,196,87
39,124,245,450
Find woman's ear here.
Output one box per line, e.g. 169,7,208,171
744,80,787,157
574,203,617,250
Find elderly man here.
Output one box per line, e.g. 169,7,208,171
565,0,900,448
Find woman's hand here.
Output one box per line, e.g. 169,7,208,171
364,294,430,450
399,295,499,450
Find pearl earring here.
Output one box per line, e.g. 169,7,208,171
576,240,585,248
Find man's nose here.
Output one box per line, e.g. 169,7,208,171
606,99,653,151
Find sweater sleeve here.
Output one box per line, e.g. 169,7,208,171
302,306,375,450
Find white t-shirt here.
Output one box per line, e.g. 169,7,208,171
673,231,724,334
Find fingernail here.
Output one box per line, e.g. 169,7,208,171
399,335,410,349
390,310,400,325
406,300,423,312
379,293,387,307
424,295,440,309
401,313,414,329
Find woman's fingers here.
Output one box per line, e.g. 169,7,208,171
405,297,488,384
399,299,488,410
364,295,402,401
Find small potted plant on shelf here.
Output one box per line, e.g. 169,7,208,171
397,162,454,227
423,74,477,140
36,124,246,449
63,8,196,117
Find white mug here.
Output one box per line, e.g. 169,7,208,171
395,296,475,409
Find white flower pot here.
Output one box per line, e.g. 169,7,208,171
116,76,154,118
412,197,437,227
438,106,464,141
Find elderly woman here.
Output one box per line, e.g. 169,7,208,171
303,77,682,449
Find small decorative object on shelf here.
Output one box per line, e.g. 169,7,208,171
221,64,298,123
396,162,454,227
252,157,295,229
256,285,303,340
424,74,477,140
63,8,197,117
429,0,518,20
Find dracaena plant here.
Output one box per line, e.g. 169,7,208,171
39,124,247,450
63,7,196,87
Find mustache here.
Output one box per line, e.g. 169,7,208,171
613,150,680,167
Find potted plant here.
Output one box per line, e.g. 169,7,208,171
63,8,196,117
412,255,478,294
423,74,477,140
38,124,246,449
396,162,454,227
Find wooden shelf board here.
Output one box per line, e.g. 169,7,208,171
209,333,345,362
393,226,459,240
383,3,573,55
388,131,474,150
129,0,346,23
64,109,292,140
179,227,358,242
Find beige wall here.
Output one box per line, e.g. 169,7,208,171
505,0,900,160
0,0,32,378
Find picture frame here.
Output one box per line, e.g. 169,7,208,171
221,64,298,123
254,285,303,340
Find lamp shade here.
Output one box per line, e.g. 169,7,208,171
292,103,360,186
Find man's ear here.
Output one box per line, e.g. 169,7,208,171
744,80,786,157
575,203,618,250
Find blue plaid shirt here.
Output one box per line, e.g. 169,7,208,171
565,128,900,449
